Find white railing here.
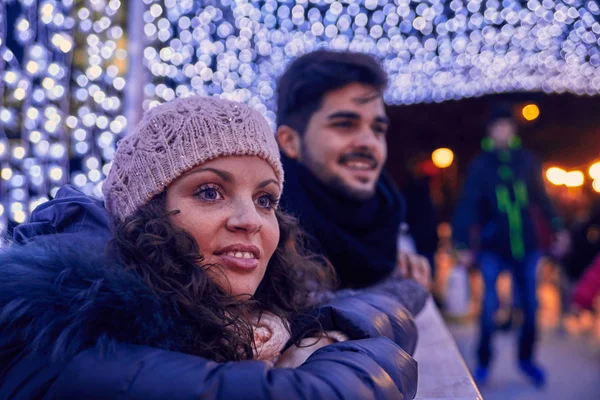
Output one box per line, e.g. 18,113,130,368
413,298,483,400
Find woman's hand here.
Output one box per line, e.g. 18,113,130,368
275,331,348,369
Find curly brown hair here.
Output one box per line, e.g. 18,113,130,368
111,191,335,362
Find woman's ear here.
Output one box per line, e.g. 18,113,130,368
276,125,301,160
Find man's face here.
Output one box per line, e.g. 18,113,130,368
488,118,517,149
296,83,389,200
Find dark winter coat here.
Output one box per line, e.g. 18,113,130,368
452,148,562,260
1,187,421,400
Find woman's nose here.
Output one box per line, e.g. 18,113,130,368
225,198,262,234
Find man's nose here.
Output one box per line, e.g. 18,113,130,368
352,127,379,150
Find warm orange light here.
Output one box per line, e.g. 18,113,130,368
546,167,566,186
593,180,600,193
522,104,540,121
432,148,454,169
564,171,584,187
589,162,600,180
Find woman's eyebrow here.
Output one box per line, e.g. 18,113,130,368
186,167,233,182
257,179,278,189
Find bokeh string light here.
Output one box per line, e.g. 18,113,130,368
1,0,600,233
432,147,454,168
67,0,127,199
0,0,126,233
140,0,280,128
140,0,600,119
1,0,78,230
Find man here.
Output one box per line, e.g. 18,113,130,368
453,104,569,387
274,49,429,290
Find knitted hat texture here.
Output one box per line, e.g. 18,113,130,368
103,96,283,221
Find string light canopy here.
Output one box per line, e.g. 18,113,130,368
1,0,600,232
142,0,600,123
0,0,126,233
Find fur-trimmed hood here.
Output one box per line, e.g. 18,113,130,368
0,234,185,365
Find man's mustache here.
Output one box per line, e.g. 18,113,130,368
338,151,378,168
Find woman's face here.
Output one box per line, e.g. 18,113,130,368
166,156,281,298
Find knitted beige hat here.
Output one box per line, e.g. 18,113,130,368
103,96,283,222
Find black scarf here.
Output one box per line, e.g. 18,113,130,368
280,155,405,289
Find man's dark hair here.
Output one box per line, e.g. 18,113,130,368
276,49,388,134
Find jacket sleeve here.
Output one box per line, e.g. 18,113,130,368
12,185,112,244
46,339,417,400
452,157,485,249
366,277,429,318
294,285,421,356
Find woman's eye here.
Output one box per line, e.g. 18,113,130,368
202,188,219,200
196,185,223,201
256,194,278,210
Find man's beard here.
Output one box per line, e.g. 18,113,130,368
326,174,375,201
300,142,378,202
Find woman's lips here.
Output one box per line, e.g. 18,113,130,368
218,254,259,270
214,245,261,271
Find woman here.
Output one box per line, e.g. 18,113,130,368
0,96,418,399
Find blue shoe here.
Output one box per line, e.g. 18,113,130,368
519,360,546,388
473,366,489,386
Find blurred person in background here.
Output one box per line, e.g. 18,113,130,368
452,103,569,387
275,49,430,294
570,198,600,313
572,254,600,313
562,192,600,284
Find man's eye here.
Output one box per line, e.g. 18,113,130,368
374,126,388,135
333,121,354,128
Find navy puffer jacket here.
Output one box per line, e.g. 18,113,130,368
0,187,420,399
